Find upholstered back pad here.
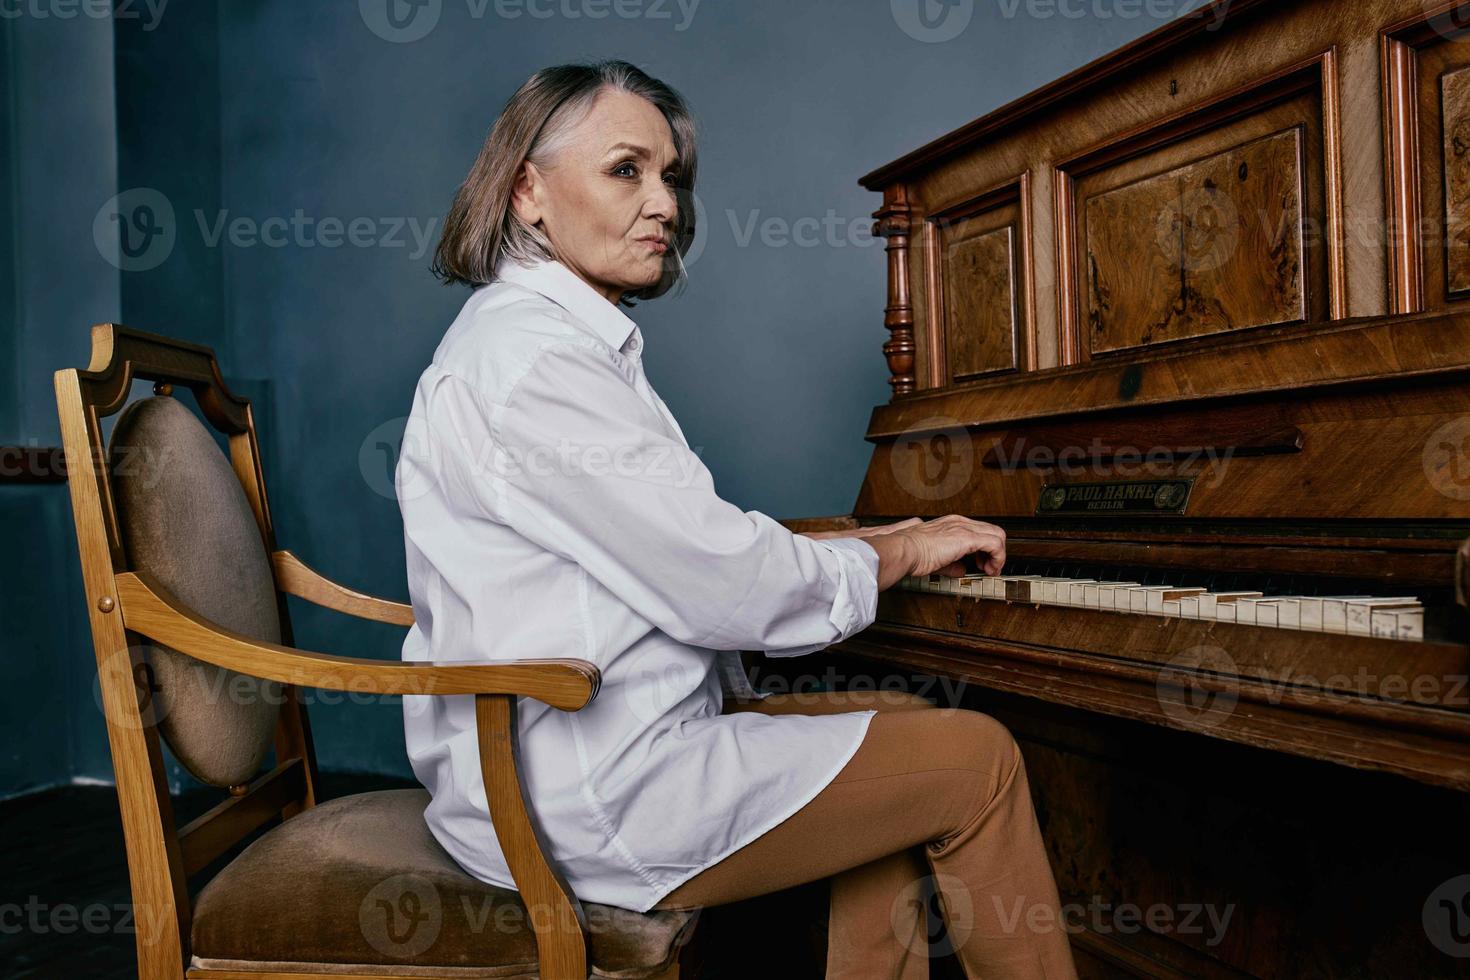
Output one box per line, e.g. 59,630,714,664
108,395,283,788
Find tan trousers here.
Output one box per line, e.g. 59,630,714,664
651,689,1079,980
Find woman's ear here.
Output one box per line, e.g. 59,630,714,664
510,161,542,226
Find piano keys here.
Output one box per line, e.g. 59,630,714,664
901,574,1429,640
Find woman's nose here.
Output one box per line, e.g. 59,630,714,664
645,181,678,222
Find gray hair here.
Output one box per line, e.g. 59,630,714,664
431,59,698,305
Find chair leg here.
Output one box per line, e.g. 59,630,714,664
669,910,707,980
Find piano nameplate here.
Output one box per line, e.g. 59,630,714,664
1036,478,1194,516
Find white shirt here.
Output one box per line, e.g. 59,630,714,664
396,256,880,912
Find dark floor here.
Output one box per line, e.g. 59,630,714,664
0,773,860,979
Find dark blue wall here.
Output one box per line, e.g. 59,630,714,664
5,0,1202,795
1,7,119,795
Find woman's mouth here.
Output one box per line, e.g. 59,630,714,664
636,236,668,254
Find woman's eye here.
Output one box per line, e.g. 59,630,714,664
662,173,678,186
613,163,637,178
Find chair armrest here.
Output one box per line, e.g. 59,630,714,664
114,571,598,710
118,569,599,975
271,549,415,626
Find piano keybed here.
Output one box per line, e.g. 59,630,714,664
900,567,1428,640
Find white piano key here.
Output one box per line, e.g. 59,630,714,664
1022,577,1072,602
1347,599,1420,635
1254,603,1279,628
1149,587,1205,614
1097,583,1141,610
1215,603,1237,623
1041,578,1092,604
1322,596,1374,633
1396,609,1425,641
1271,598,1302,630
1370,609,1400,638
1162,600,1182,617
1197,591,1262,619
1058,579,1096,606
1128,587,1168,613
1178,597,1201,619
1234,598,1260,625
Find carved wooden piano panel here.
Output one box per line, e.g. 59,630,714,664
770,1,1470,976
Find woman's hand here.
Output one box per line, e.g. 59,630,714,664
860,515,1007,591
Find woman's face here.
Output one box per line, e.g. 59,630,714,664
513,88,680,304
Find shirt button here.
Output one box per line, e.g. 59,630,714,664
628,337,641,352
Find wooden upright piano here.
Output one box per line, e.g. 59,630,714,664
769,1,1470,975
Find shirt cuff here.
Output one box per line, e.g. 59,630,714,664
761,535,880,658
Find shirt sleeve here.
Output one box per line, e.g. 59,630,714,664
423,339,880,655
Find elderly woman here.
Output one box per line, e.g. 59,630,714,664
396,60,1077,980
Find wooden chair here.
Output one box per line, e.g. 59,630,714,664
54,325,704,980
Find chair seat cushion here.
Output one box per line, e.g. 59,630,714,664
191,789,698,978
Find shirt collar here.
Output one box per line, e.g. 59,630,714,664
494,255,639,354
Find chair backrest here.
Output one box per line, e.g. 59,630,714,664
55,324,320,979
